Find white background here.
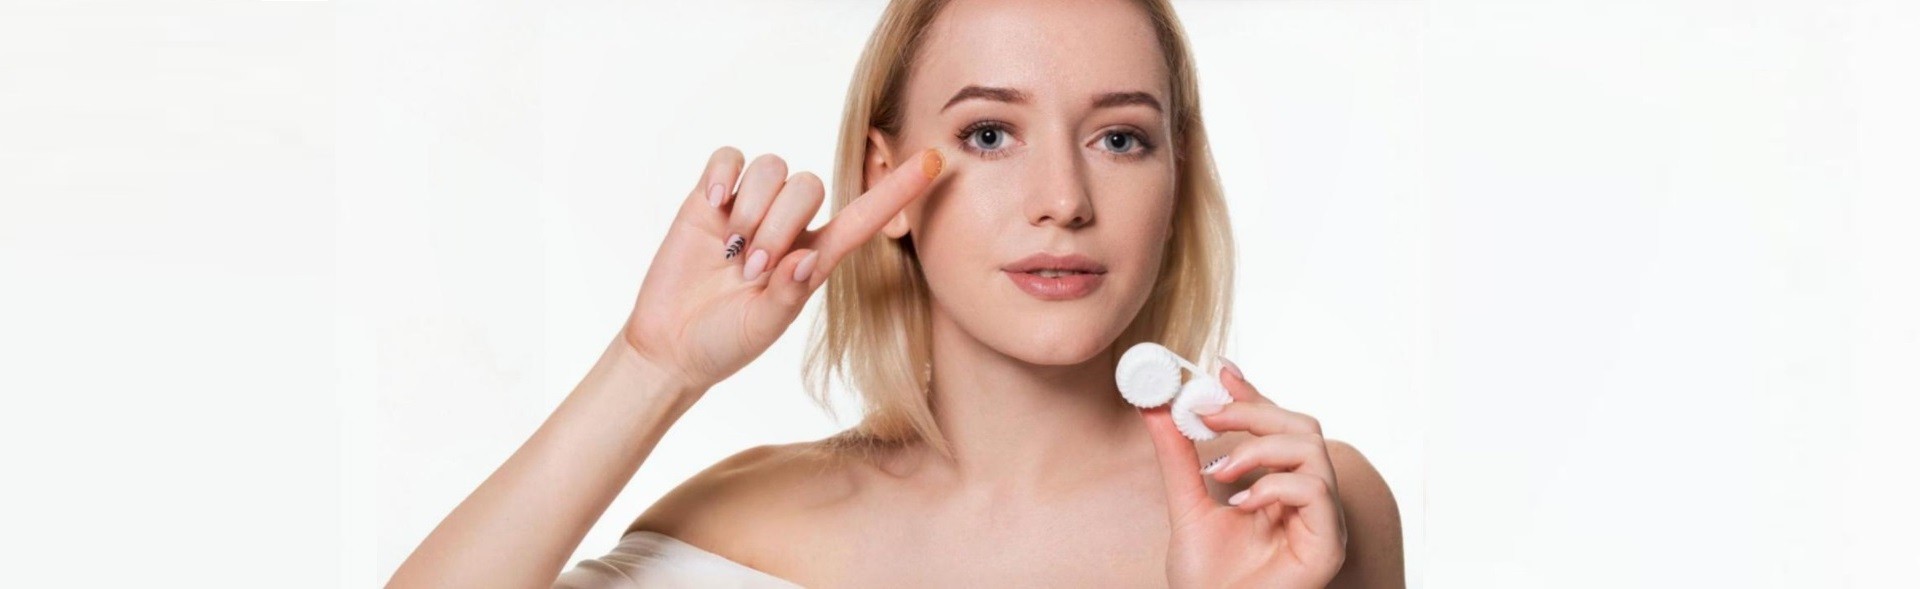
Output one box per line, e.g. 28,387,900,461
2,1,1914,587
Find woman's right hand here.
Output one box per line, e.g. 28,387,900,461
619,146,944,391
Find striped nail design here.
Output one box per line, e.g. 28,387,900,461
1200,455,1227,475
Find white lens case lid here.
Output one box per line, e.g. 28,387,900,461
1114,342,1227,442
1171,375,1231,441
1116,342,1186,409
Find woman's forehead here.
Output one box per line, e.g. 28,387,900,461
909,0,1169,112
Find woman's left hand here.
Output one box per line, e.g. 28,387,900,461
1140,362,1348,588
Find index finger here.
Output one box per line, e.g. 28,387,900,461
1140,406,1212,526
808,148,944,269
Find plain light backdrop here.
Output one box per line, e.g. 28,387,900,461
1,1,1914,587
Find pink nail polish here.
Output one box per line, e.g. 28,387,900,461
1228,489,1250,506
1192,402,1225,415
792,251,819,282
707,183,727,207
742,249,768,280
1219,356,1245,382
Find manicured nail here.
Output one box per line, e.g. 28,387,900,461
792,250,819,282
1200,455,1228,475
1219,356,1244,382
707,183,727,207
1228,489,1250,506
723,234,745,259
742,249,769,280
921,148,943,180
1192,402,1225,416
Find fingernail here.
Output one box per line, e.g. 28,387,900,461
707,183,727,207
1200,455,1228,475
1219,356,1244,382
742,249,768,280
723,234,745,259
1192,402,1225,415
792,250,819,282
1228,489,1250,506
921,148,943,180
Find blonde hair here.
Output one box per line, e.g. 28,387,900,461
803,0,1234,460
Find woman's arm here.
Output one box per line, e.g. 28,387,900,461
386,338,701,589
385,146,943,588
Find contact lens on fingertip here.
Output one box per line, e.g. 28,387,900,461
1116,342,1183,408
1171,375,1231,442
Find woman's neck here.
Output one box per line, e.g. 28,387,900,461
916,308,1144,493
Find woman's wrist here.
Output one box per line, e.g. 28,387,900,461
596,333,707,419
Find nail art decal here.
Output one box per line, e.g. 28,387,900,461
1200,455,1227,475
723,234,745,259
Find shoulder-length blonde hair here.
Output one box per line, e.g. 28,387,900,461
803,0,1233,460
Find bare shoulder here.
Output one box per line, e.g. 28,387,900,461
1325,439,1395,508
1323,439,1406,589
624,440,859,566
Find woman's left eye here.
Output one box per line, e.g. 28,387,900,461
1098,130,1152,157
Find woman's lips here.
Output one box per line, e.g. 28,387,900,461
1002,252,1107,301
1004,270,1105,300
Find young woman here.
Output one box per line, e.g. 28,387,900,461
390,0,1404,586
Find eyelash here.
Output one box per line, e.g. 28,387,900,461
955,120,1016,160
1100,128,1157,161
953,120,1157,161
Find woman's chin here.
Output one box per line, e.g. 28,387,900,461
988,314,1127,366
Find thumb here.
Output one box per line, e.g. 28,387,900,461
1140,406,1211,526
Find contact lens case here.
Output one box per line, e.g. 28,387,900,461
1114,342,1227,441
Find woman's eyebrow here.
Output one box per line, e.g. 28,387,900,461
941,85,1030,112
1091,91,1163,113
939,85,1164,114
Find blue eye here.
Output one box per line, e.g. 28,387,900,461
954,120,1019,160
1093,128,1157,162
959,121,1012,154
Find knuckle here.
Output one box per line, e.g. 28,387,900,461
1308,474,1334,498
786,172,826,198
787,170,823,188
772,278,805,305
1298,414,1324,435
1248,434,1289,456
751,153,788,176
1299,431,1326,449
1290,433,1320,456
1255,472,1287,494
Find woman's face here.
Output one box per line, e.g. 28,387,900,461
875,0,1177,366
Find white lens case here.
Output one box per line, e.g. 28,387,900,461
1114,342,1229,441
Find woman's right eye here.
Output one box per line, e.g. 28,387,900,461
970,127,1004,149
956,121,1016,158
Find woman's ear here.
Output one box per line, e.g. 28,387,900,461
866,128,913,239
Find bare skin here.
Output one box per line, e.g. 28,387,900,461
630,1,1403,586
385,146,947,589
629,391,1403,587
390,0,1403,587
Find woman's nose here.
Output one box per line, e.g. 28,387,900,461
1023,143,1095,229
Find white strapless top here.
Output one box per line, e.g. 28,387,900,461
553,530,803,589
